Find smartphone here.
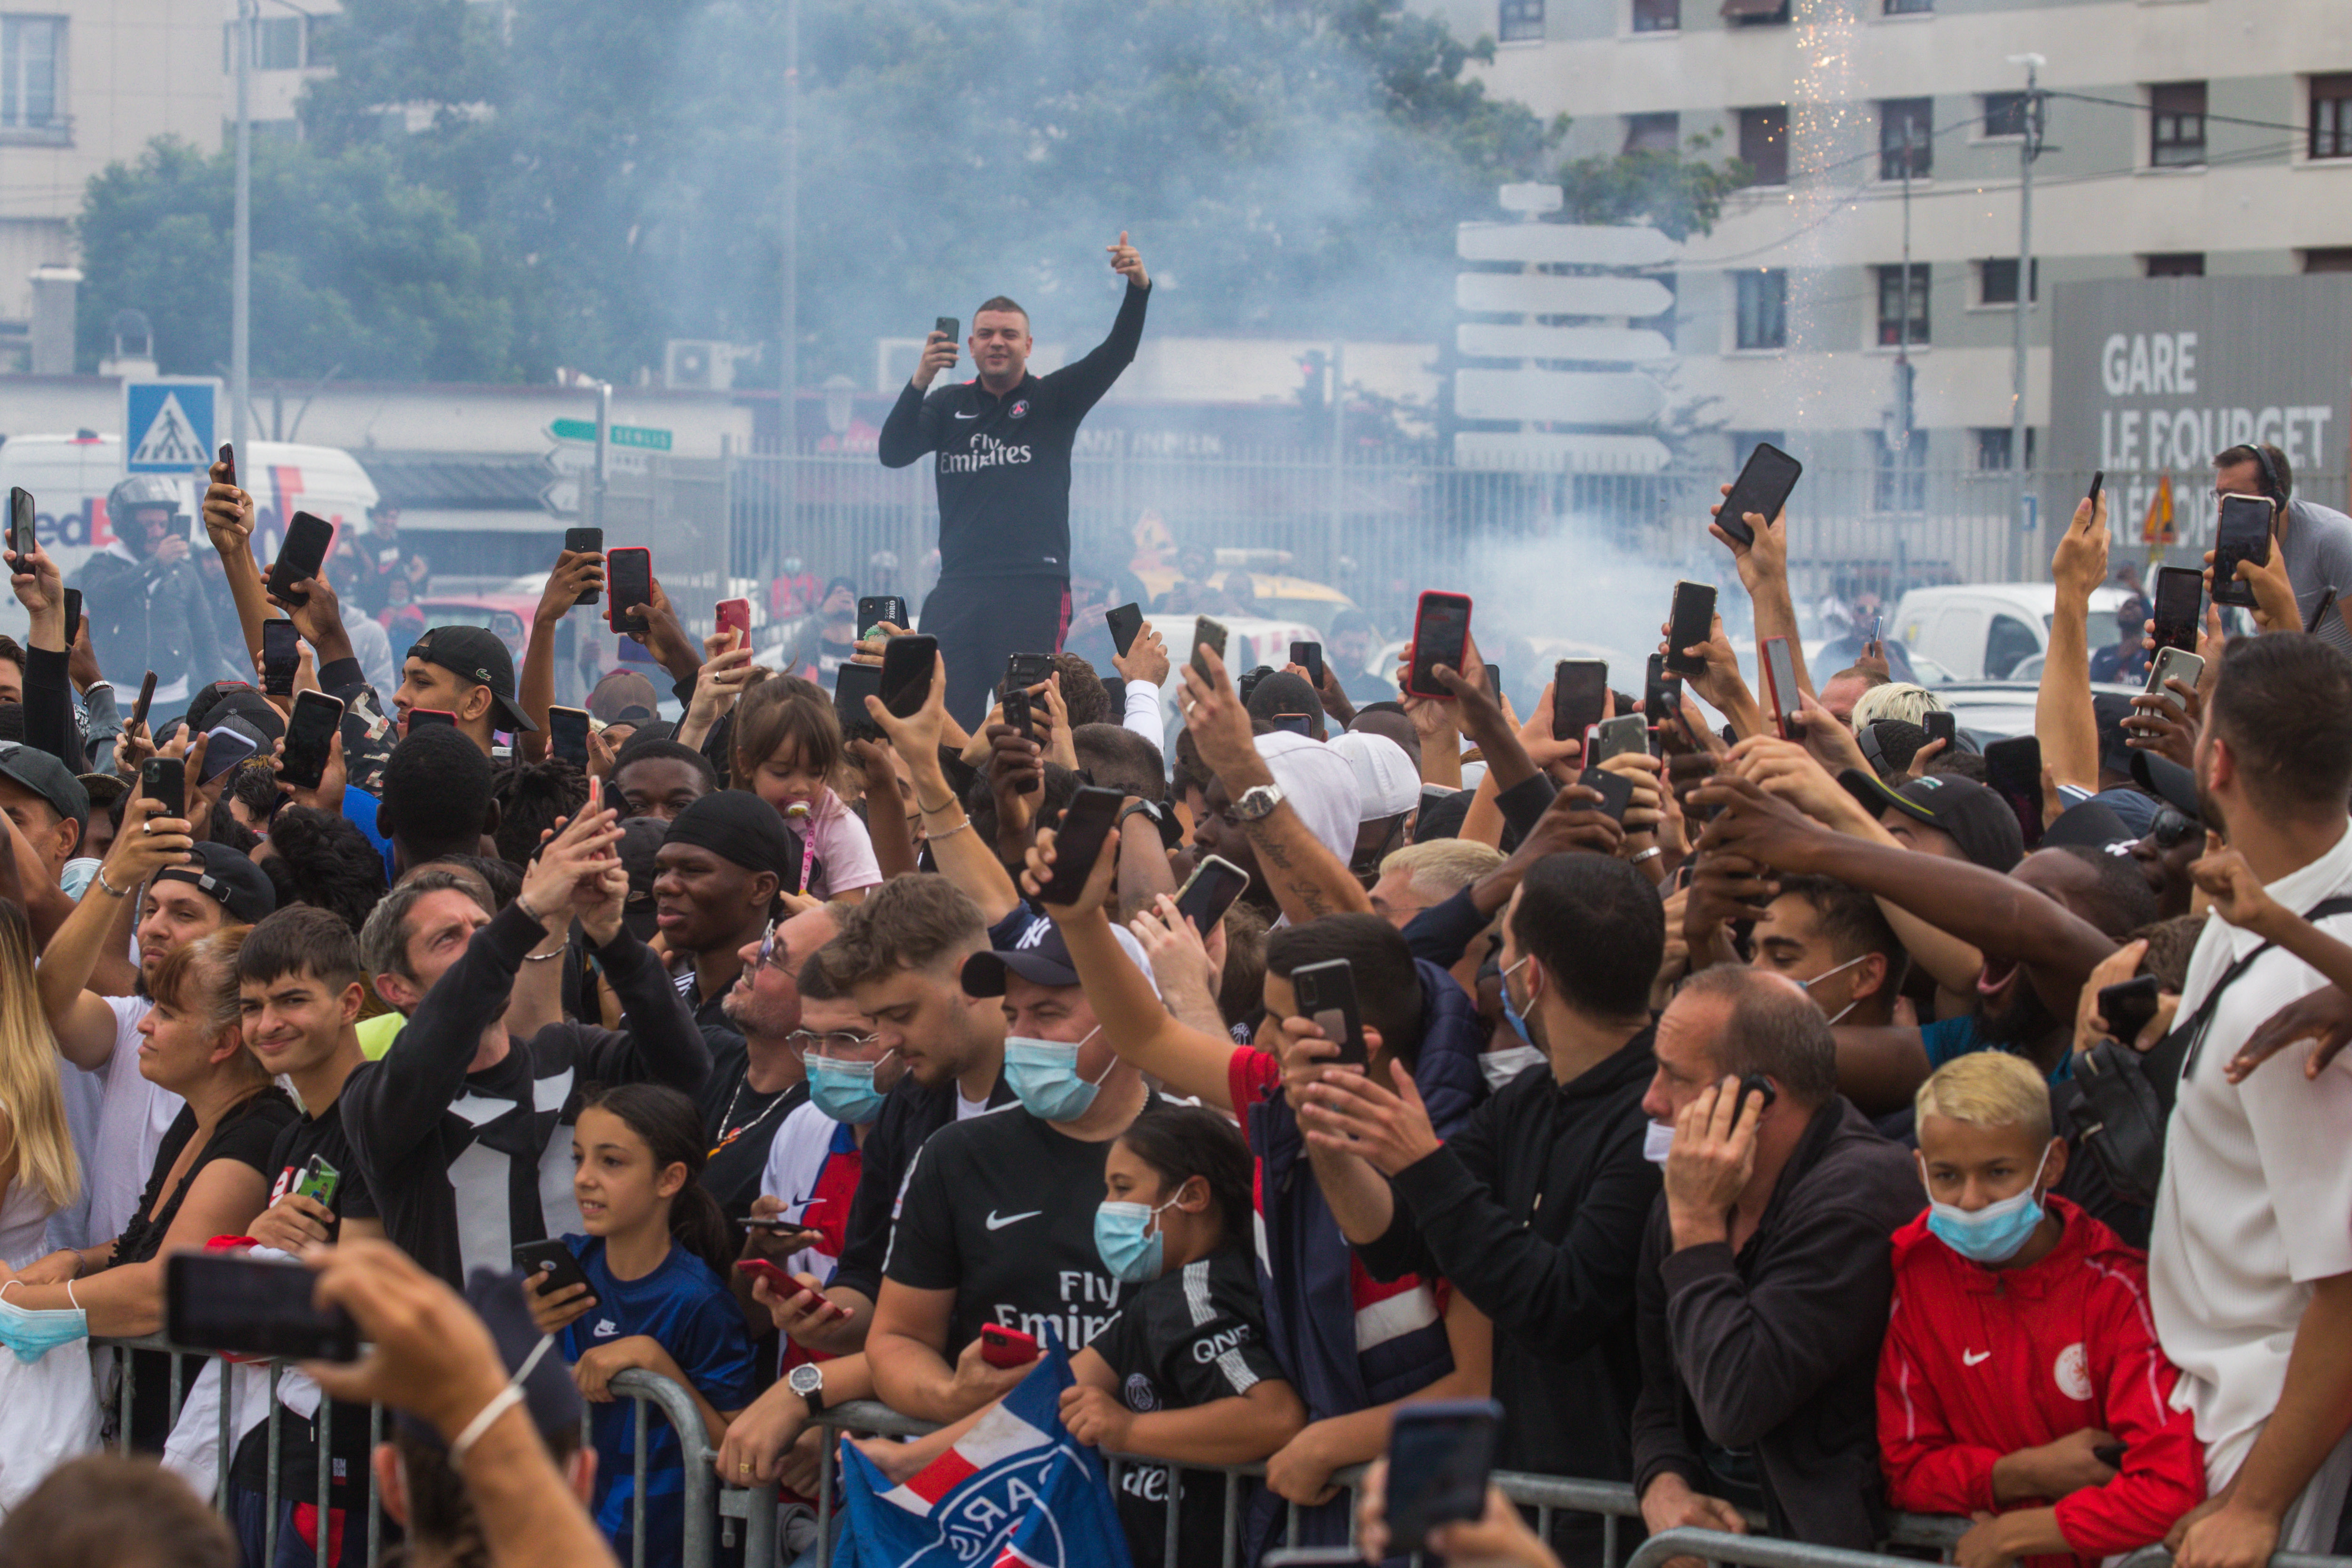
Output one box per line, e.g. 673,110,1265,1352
1003,652,1055,696
261,617,300,697
279,691,345,791
1591,713,1650,763
1406,591,1472,700
1715,442,1804,550
167,1252,358,1361
2098,975,2161,1043
1003,686,1037,746
1740,1073,1779,1116
1645,653,1682,726
1291,640,1325,688
980,1323,1041,1369
407,708,457,731
1174,854,1250,933
2150,565,2203,655
1192,616,1228,681
63,587,80,646
934,316,960,349
716,597,752,643
1035,786,1124,905
734,1258,801,1295
1290,957,1367,1069
548,705,593,766
1923,709,1957,748
512,1239,596,1301
2212,493,2275,611
1762,635,1803,740
131,671,159,735
1552,659,1608,742
564,526,603,605
834,661,884,738
1106,602,1144,659
1984,734,2044,849
2144,646,2204,708
6,486,32,559
605,546,653,631
2094,1442,2127,1469
1575,766,1635,824
1663,581,1717,679
857,596,908,639
881,633,939,717
142,757,185,819
198,726,261,784
1383,1399,1504,1555
292,1153,340,1209
267,510,335,605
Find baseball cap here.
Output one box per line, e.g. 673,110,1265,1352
185,681,286,742
1839,768,2024,873
408,627,539,733
961,919,1160,998
153,841,278,923
1327,731,1420,820
588,669,661,726
2131,748,2204,823
0,742,88,829
2041,799,2133,851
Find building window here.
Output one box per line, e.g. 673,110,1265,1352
223,14,305,71
1631,0,1679,29
2312,74,2352,159
1875,429,1928,513
1499,0,1544,43
1884,0,1932,13
1978,257,2038,305
1720,0,1790,25
1733,270,1788,350
1,16,62,132
1974,428,2035,470
2305,248,2352,273
2145,252,2206,277
2150,81,2206,167
1624,111,1679,155
1739,105,1788,184
1879,98,1933,180
1982,91,2028,138
1876,264,1930,346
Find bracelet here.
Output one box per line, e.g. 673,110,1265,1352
521,947,566,963
94,868,130,899
447,1384,526,1468
916,793,958,815
1629,846,1664,865
927,818,975,842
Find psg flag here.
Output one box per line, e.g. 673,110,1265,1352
834,1331,1134,1568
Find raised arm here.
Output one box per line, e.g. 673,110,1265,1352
35,796,192,1068
869,651,1021,924
1040,239,1150,417
519,547,604,761
1712,493,1813,702
569,844,711,1097
200,460,270,664
2038,492,2109,791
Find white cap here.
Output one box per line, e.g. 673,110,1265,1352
1255,731,1362,862
1327,731,1422,820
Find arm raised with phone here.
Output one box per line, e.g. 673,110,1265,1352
2037,488,2111,793
862,648,1022,926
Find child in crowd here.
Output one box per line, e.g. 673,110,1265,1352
853,1102,1305,1568
526,1084,756,1568
730,676,882,905
1878,1053,2203,1568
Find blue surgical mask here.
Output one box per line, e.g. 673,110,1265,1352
1480,1044,1546,1092
807,1051,893,1125
1923,1146,2052,1265
1094,1192,1182,1283
1500,955,1541,1048
0,1289,87,1363
1005,1028,1111,1122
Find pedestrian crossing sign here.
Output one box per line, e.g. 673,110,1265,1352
122,378,221,474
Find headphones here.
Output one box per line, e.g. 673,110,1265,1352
2249,443,2287,507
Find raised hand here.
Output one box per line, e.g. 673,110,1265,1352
1106,230,1150,289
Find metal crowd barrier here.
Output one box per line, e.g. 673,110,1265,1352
89,1335,775,1568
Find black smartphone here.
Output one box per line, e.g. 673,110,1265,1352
1383,1399,1503,1555
198,726,261,785
131,671,159,735
63,587,80,646
858,596,909,638
548,705,592,766
834,661,884,739
1575,766,1635,824
1740,1073,1779,1116
219,443,237,486
1003,686,1036,742
1004,651,1056,695
1290,640,1324,688
407,708,457,730
1290,958,1367,1068
512,1238,596,1302
261,617,300,697
1663,581,1716,678
1406,591,1472,699
2098,975,2161,1043
881,633,938,717
142,756,185,818
166,1252,358,1362
1106,602,1144,659
1035,786,1125,905
2212,493,2275,611
268,510,335,605
1923,709,1957,748
934,316,959,347
1763,635,1803,739
605,546,653,631
2094,1442,2127,1469
1644,653,1680,726
6,485,32,560
2087,470,2105,506
1192,616,1228,681
1716,442,1803,550
1553,659,1608,741
2151,565,2203,655
1174,854,1250,932
564,526,603,605
1984,734,2044,849
279,691,344,791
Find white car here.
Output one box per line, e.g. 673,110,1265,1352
1891,582,2133,683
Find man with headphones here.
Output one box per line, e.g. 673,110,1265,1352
2213,442,2352,655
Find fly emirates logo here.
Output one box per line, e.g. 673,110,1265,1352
941,431,1033,475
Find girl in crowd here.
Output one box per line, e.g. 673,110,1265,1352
730,675,883,904
526,1084,755,1568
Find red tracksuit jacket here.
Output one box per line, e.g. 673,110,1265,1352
1877,1195,2204,1568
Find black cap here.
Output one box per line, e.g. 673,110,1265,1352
961,919,1081,994
0,741,88,829
186,682,286,742
2041,799,2134,851
153,841,278,923
1840,768,2024,873
2131,748,2204,824
397,1269,583,1450
408,626,539,734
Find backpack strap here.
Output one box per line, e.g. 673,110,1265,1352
2177,894,2352,1085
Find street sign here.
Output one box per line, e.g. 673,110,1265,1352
1457,222,1679,268
1454,368,1665,425
1455,273,1675,318
123,377,221,474
548,418,673,452
1498,183,1564,215
1454,432,1673,471
546,444,647,478
540,477,581,517
1456,323,1676,364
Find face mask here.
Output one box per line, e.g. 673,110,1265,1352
808,1051,894,1125
0,1290,87,1363
1802,953,1871,1027
1094,1191,1183,1283
1481,1045,1546,1091
1005,1028,1112,1122
1500,956,1541,1048
1923,1146,2052,1265
1643,1120,1676,1165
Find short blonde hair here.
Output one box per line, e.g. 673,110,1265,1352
1378,838,1504,899
1914,1051,2051,1144
1851,682,1947,732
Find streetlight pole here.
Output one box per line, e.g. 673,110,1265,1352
773,0,800,590
231,0,254,454
2007,53,2045,580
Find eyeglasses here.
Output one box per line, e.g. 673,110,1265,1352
2148,806,2201,850
787,1029,882,1059
751,920,779,975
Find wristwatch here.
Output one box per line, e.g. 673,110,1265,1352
787,1361,828,1413
1119,798,1182,849
1232,783,1285,823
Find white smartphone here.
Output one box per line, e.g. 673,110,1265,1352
2144,646,2204,710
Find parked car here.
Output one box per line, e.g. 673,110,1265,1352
1891,582,2132,682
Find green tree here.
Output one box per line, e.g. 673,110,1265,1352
1554,129,1751,241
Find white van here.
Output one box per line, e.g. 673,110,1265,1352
1891,582,2132,682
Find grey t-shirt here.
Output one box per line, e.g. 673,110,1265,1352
2279,498,2352,655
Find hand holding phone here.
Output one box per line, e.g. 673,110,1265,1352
1034,787,1124,906
980,1324,1041,1369
1406,592,1472,699
564,526,604,605
1291,957,1367,1068
279,691,345,791
1663,581,1716,678
1714,442,1803,550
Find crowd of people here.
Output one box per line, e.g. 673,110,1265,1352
0,230,2350,1568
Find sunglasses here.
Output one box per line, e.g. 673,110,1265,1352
2148,806,2201,850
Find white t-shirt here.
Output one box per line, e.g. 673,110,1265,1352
83,997,184,1247
2152,818,2352,1522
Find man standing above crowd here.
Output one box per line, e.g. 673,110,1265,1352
879,233,1151,722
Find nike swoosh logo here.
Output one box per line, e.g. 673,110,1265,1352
1963,1349,1991,1366
985,1209,1042,1230
954,411,980,419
